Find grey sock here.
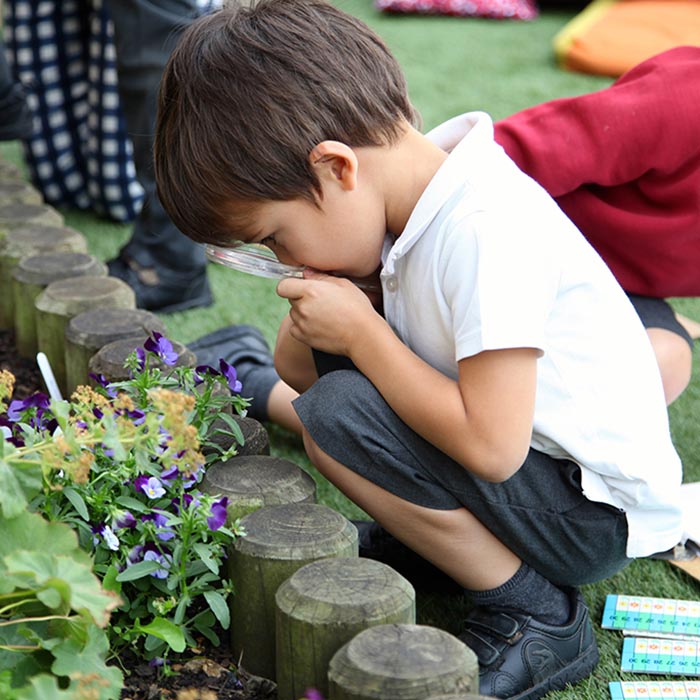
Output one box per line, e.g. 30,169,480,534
466,562,571,625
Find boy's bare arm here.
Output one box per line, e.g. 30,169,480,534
274,314,319,394
278,276,537,482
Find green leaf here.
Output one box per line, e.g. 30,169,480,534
114,560,163,582
51,626,123,700
4,552,119,627
192,543,218,574
114,495,148,513
134,618,186,653
12,674,74,700
61,488,89,521
213,413,245,446
0,459,30,518
203,590,230,628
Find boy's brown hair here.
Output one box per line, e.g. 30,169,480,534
154,0,418,244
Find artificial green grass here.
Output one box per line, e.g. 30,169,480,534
3,3,700,697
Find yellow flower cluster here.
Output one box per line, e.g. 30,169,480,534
0,369,15,409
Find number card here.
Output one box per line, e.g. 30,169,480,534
609,681,700,699
621,638,700,676
603,595,700,638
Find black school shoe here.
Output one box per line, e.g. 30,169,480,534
354,520,462,594
108,255,213,313
460,589,599,699
188,325,279,423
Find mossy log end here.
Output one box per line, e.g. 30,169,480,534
88,336,196,381
229,503,358,681
201,454,316,522
12,252,106,358
64,307,166,394
203,415,270,458
328,624,479,700
275,558,416,700
0,224,87,328
34,276,135,395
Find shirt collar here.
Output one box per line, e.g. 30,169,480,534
382,111,495,271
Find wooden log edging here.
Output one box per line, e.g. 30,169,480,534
34,276,136,396
327,624,479,700
275,557,416,700
201,454,316,522
12,252,107,358
64,307,166,394
229,503,358,681
203,415,270,458
0,224,88,328
88,336,196,381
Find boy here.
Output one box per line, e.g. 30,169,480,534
154,2,684,698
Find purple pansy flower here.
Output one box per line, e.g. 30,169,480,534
207,496,229,531
7,392,50,421
144,332,178,366
135,346,146,372
126,542,172,579
114,511,137,529
171,492,200,514
88,373,118,399
302,690,325,700
219,360,243,393
142,511,175,541
92,523,120,551
134,475,166,499
143,550,170,579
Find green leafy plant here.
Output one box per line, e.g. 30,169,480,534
0,333,249,667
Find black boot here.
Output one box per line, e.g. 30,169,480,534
0,42,32,141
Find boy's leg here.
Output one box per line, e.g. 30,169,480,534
628,294,694,405
294,368,627,699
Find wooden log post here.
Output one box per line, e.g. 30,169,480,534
0,181,44,206
34,276,136,396
12,253,107,358
327,624,479,700
202,415,270,458
229,503,358,681
0,160,25,181
275,558,416,700
0,202,63,229
0,225,87,328
64,308,166,394
88,336,196,381
201,454,316,523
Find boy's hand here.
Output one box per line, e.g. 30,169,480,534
276,271,383,358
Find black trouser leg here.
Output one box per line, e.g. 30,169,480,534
105,0,206,274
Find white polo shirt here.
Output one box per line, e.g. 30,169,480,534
380,111,683,558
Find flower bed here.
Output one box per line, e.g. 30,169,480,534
0,329,281,700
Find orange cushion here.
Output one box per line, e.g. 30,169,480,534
554,0,700,77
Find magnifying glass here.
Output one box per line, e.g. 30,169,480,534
205,242,380,292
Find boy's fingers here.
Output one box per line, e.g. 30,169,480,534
276,278,306,299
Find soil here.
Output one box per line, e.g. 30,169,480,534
1,328,277,700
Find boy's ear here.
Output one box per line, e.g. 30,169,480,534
309,141,358,191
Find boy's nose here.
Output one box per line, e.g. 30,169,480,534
273,248,302,268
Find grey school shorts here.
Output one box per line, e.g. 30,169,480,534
293,295,689,587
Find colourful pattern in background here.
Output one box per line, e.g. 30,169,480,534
610,680,700,698
603,595,700,638
620,637,700,676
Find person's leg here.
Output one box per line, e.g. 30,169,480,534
0,37,32,141
294,368,618,699
628,294,694,405
105,0,212,312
